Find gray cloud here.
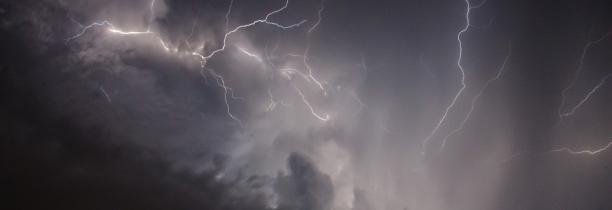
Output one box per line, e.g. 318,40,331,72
3,0,612,210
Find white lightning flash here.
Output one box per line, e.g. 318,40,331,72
198,0,307,66
69,0,309,123
303,43,327,95
68,0,343,123
422,0,477,154
550,140,612,155
302,0,327,95
237,47,263,62
439,42,512,151
68,0,157,40
559,31,612,118
293,85,330,121
561,73,612,117
209,69,243,125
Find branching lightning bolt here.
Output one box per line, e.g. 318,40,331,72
209,69,243,125
422,0,476,154
302,0,327,95
196,0,307,66
69,0,314,124
559,31,612,118
439,41,512,151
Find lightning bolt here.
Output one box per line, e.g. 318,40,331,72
69,0,156,39
559,31,612,119
561,73,612,117
439,41,512,151
550,140,612,155
197,0,307,66
237,47,263,62
302,0,327,95
293,85,330,121
69,0,312,123
422,0,480,154
303,43,326,95
209,69,243,125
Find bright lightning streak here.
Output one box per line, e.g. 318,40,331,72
439,42,512,151
550,140,612,155
293,85,330,121
303,43,327,94
559,31,612,118
237,47,263,62
209,69,243,125
68,0,337,123
422,0,475,154
561,73,612,117
302,0,327,95
68,0,157,41
196,0,306,123
199,0,307,65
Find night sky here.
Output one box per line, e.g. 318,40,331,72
2,0,612,209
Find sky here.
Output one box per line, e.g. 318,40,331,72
2,0,612,209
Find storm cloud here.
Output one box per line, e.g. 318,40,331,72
3,0,612,210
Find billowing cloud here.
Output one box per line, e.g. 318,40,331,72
3,0,612,210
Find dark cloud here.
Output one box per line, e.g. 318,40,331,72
3,0,612,209
275,153,334,210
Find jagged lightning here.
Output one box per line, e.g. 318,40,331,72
196,0,307,66
439,42,512,151
209,69,243,125
561,73,612,117
422,0,477,154
559,31,612,118
68,0,343,124
293,85,330,121
550,140,612,155
302,0,327,95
